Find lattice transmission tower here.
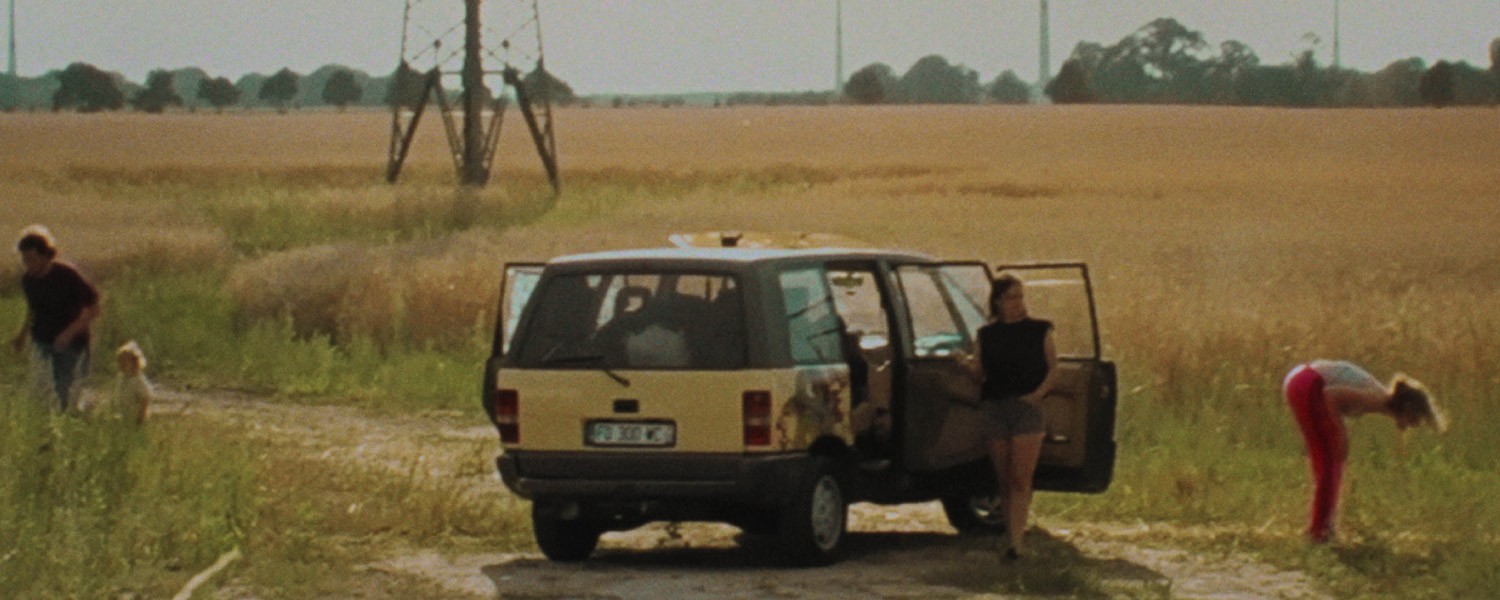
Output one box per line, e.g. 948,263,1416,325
386,0,559,190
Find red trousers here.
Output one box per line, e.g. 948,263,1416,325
1284,364,1347,542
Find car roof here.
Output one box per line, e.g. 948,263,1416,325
547,246,933,268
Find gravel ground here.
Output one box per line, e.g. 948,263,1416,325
156,390,1326,600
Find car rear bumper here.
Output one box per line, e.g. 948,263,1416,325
498,450,812,506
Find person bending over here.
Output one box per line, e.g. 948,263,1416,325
1282,359,1446,543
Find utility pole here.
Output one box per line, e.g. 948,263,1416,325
461,0,487,185
1332,0,1341,69
8,0,16,76
834,0,843,96
1038,0,1050,87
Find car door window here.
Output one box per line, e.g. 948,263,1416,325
500,264,544,355
896,266,974,359
780,267,842,364
826,268,889,349
935,263,990,340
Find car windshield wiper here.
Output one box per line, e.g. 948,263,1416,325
541,353,631,387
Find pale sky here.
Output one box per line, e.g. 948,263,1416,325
9,1,1500,95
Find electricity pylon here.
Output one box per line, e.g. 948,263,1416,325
386,0,559,191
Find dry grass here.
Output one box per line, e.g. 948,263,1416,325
2,105,1498,596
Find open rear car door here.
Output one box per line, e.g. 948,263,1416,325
483,263,545,429
997,262,1116,493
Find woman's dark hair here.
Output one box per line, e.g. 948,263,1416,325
16,225,57,259
989,272,1023,309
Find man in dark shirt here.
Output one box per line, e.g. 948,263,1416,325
10,226,100,412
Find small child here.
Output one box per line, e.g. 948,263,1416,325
114,341,153,425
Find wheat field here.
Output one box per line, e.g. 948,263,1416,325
2,105,1498,595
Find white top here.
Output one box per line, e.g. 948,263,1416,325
1310,359,1384,393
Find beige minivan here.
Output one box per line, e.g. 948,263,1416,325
482,239,1116,566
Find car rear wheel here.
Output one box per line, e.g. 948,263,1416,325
777,456,848,566
940,494,1008,535
532,506,602,562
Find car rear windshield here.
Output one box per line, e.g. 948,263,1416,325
513,272,746,370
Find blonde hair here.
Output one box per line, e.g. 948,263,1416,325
116,340,147,370
1388,375,1446,432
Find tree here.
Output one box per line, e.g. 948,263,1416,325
168,67,209,109
844,62,896,104
1045,59,1095,103
1418,60,1456,107
130,70,183,113
1091,18,1210,103
51,62,124,112
1490,38,1500,103
986,70,1032,104
385,61,428,109
1369,58,1425,106
520,67,576,105
321,68,363,110
258,67,299,112
1491,37,1500,74
891,55,981,104
1205,40,1259,103
197,76,241,112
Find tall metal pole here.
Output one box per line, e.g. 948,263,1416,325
1332,0,1341,69
1038,0,1050,87
834,0,843,96
462,0,488,185
8,0,16,76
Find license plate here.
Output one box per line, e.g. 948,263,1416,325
586,421,676,447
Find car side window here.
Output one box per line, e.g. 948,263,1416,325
896,266,975,359
779,267,842,364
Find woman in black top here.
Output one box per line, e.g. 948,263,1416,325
977,273,1057,559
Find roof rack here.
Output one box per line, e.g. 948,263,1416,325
667,231,872,250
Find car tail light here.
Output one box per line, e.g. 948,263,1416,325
493,389,520,444
742,390,772,447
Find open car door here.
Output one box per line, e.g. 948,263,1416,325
896,262,992,472
493,263,545,357
483,263,545,430
997,262,1116,493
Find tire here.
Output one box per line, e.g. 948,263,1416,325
777,455,848,566
532,506,601,562
940,494,1008,535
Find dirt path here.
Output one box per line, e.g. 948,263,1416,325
156,390,1326,600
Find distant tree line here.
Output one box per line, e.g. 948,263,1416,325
3,18,1496,113
1040,18,1499,107
0,60,577,114
843,18,1499,108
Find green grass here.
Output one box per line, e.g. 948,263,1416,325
1042,275,1500,598
0,397,255,598
3,123,1498,596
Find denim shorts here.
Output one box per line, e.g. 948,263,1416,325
981,395,1045,439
